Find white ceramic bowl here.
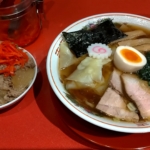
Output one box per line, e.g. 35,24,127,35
46,13,150,133
0,48,37,110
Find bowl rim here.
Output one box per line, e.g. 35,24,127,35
0,48,38,110
46,12,150,133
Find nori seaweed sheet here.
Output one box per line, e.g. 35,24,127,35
62,18,127,58
136,52,150,85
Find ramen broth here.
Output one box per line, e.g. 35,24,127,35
60,60,113,112
59,23,150,120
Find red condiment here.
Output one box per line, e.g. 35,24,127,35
0,41,29,76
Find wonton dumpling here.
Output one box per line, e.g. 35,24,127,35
59,42,79,69
67,57,111,85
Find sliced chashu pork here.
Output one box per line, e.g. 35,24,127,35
122,74,150,119
96,87,139,122
109,68,123,95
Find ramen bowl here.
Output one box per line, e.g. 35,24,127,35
0,48,37,110
46,13,150,133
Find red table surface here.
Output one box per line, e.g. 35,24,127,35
1,0,150,149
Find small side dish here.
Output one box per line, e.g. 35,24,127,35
0,41,37,109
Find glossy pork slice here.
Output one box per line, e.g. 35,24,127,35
109,68,123,95
96,87,139,122
122,74,150,119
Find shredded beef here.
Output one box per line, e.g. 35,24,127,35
0,56,35,105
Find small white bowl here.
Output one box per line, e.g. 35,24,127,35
0,48,37,110
46,13,150,133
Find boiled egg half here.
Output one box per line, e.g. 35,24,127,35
114,46,147,72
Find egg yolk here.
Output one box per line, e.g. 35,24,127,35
120,49,142,63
